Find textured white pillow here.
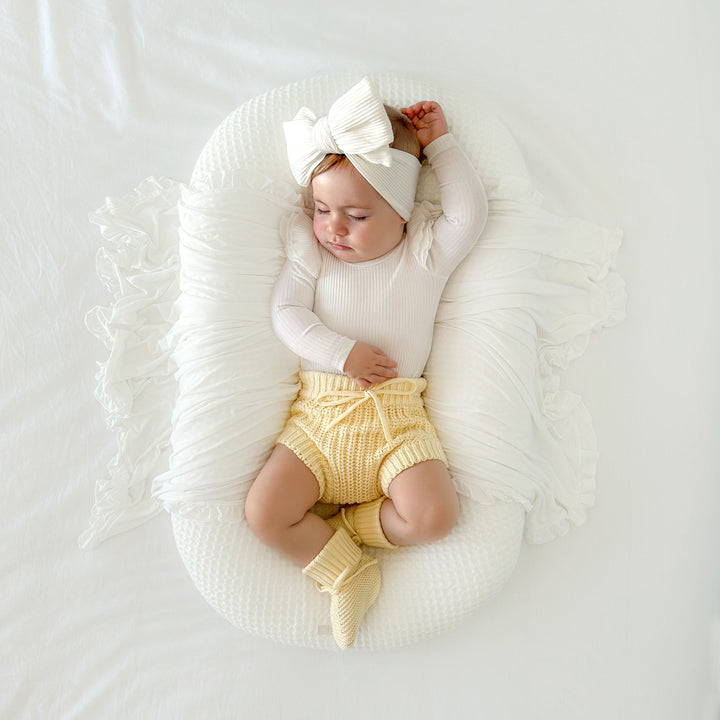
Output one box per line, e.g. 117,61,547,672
86,73,624,649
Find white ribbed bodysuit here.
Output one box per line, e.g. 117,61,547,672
271,133,488,378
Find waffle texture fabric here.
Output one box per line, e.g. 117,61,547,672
172,497,525,650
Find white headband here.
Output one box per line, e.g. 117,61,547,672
283,77,421,221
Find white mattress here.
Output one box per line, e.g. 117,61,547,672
4,2,718,718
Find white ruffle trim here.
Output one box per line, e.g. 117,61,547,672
424,199,626,543
80,177,182,548
150,175,302,522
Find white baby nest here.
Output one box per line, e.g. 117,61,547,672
84,73,625,650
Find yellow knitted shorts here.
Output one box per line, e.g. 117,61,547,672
276,371,448,505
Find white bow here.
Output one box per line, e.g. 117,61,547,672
283,77,394,187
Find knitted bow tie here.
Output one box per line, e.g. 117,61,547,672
283,77,420,221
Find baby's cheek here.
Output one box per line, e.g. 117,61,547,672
312,218,322,240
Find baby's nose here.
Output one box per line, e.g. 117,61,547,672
327,215,347,235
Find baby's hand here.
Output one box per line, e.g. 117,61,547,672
401,101,449,149
343,342,398,389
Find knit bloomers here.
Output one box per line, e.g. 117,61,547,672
276,371,448,505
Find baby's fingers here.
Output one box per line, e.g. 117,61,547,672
375,364,398,379
371,347,398,368
402,101,438,118
368,368,398,384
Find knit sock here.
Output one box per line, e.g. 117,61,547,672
326,497,398,549
302,527,382,649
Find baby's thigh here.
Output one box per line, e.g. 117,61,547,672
245,444,321,527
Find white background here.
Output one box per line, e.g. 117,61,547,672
2,1,718,718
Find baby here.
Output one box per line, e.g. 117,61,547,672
245,77,487,648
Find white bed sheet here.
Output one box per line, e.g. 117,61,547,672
2,1,718,718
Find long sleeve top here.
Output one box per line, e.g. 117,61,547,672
271,133,488,378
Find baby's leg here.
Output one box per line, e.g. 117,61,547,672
247,443,381,649
245,444,333,567
381,460,459,546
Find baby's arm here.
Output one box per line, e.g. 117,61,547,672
272,214,397,388
404,102,488,274
272,257,354,371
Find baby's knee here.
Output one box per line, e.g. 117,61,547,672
409,493,459,542
244,487,282,544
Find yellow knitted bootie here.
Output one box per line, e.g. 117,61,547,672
326,497,398,550
303,527,382,649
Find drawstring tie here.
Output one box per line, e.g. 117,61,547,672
316,378,423,444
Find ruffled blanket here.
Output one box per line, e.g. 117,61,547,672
82,74,626,648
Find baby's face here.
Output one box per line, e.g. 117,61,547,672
311,162,406,263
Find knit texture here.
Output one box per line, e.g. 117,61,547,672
276,371,447,504
327,497,398,549
303,527,382,649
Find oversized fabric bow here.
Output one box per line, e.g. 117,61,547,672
283,76,394,188
283,77,421,220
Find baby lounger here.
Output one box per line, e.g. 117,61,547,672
84,73,625,650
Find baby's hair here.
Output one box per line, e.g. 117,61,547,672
310,104,421,182
384,105,421,158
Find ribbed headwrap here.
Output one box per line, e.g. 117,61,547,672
283,77,421,221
